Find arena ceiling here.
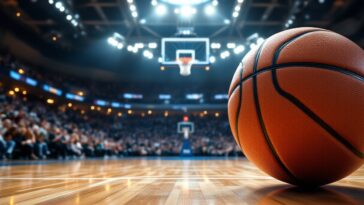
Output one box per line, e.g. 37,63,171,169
0,0,363,86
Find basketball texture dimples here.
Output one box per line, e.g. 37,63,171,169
227,27,364,186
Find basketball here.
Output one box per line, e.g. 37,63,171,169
228,27,364,186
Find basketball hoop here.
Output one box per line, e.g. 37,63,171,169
177,57,193,76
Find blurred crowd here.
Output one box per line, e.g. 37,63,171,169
0,93,241,160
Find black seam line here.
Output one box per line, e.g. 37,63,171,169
272,29,324,64
233,68,244,149
272,69,364,159
228,62,364,97
272,31,364,159
252,42,301,184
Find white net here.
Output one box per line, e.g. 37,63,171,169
177,58,193,76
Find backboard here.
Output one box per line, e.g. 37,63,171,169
161,38,210,75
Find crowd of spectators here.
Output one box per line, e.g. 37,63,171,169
0,51,240,160
0,92,241,160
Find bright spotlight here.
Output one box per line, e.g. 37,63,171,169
66,15,72,21
71,19,78,26
130,4,136,11
107,37,118,46
174,8,180,14
209,56,216,63
151,0,158,6
232,11,239,18
48,0,54,4
143,50,153,59
234,45,245,54
55,2,62,8
220,50,230,59
180,6,196,18
127,0,133,3
234,5,241,11
59,6,65,12
156,4,167,16
148,42,158,49
131,11,138,18
224,19,230,24
117,43,124,50
237,0,244,3
227,43,236,49
135,43,144,49
211,42,221,49
140,19,146,24
127,45,133,51
212,0,218,6
204,5,215,16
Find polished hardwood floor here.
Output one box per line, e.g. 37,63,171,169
0,158,363,205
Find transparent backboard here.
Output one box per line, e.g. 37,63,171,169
161,38,210,66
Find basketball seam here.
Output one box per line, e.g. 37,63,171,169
252,41,302,184
272,32,364,159
234,68,244,149
228,62,364,97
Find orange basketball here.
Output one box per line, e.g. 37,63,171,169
228,27,364,186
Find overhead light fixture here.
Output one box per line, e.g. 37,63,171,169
151,0,158,6
143,50,153,59
209,56,216,63
234,45,245,54
224,19,230,24
130,4,136,11
227,42,236,49
180,6,196,18
156,4,167,16
211,42,221,49
232,11,239,18
148,42,158,49
66,14,72,21
204,5,215,16
131,11,138,18
220,50,230,59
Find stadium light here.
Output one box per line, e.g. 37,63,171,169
227,43,236,49
220,50,230,59
209,56,216,63
55,2,62,9
129,4,136,11
132,11,138,18
211,42,221,49
156,4,167,16
135,43,144,49
143,50,153,59
232,11,239,18
151,0,158,6
224,19,230,24
108,37,117,46
148,42,158,49
204,5,215,16
234,45,245,54
180,6,197,18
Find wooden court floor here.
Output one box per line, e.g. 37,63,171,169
0,158,363,205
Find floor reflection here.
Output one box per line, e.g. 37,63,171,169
255,185,364,205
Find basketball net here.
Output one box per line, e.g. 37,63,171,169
177,57,193,76
182,127,190,139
